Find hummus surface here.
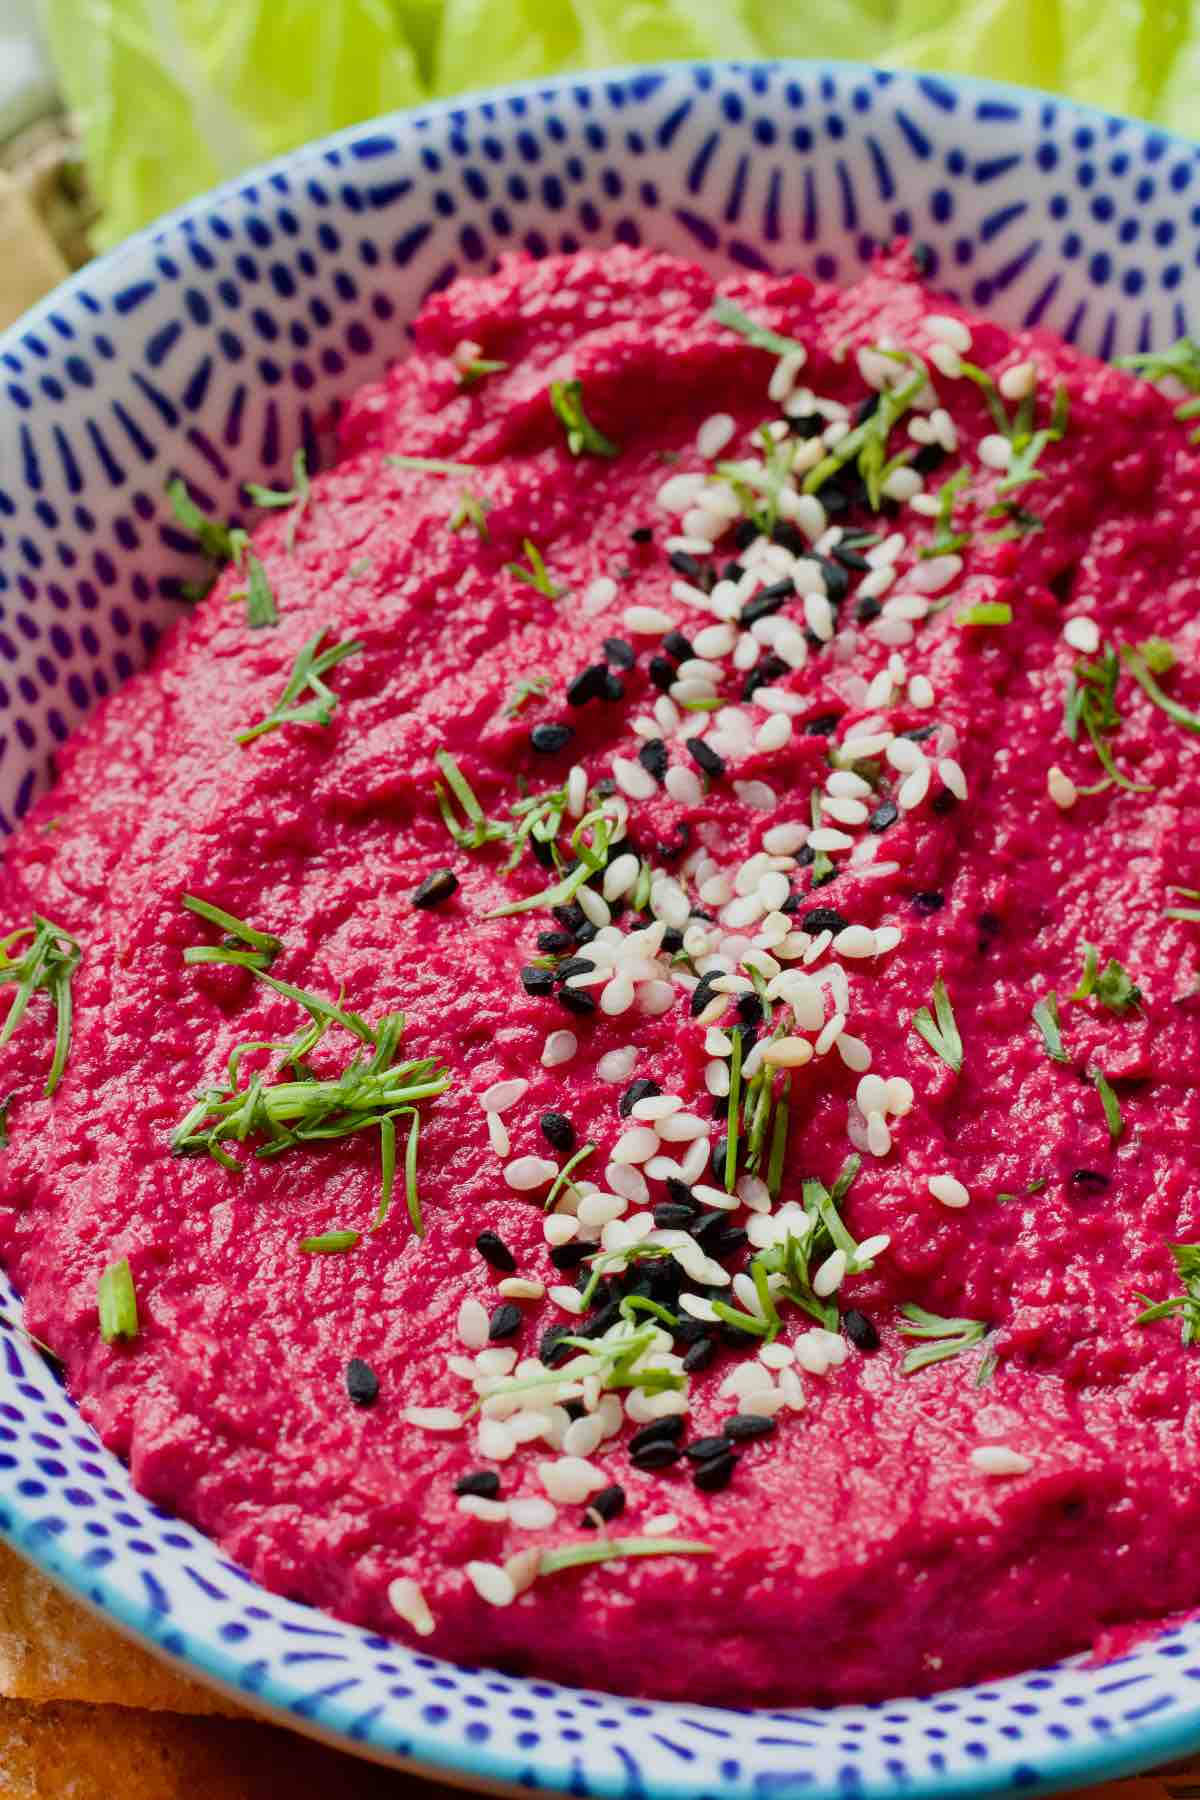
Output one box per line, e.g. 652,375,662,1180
1,245,1199,1706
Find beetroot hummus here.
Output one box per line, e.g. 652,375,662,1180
1,244,1200,1707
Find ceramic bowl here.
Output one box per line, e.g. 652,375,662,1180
1,59,1198,1797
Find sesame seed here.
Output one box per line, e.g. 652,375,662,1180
761,1036,814,1069
538,1456,607,1504
548,1283,586,1314
598,1046,638,1083
412,868,459,908
926,314,972,353
624,604,677,635
970,1445,1033,1477
611,1126,660,1165
503,1155,557,1192
584,576,619,614
388,1577,436,1636
898,764,931,811
403,1406,463,1432
481,1078,528,1114
979,433,1013,471
458,1494,509,1522
1047,765,1078,810
488,1302,524,1341
466,1561,517,1607
665,765,704,806
998,360,1037,401
833,924,876,958
497,1277,545,1302
866,1110,892,1157
529,722,574,754
487,1110,511,1157
1064,616,1100,655
457,1298,491,1349
928,1173,970,1209
541,1030,578,1068
613,755,658,800
475,1230,517,1273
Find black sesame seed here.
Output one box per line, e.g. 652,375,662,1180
562,1398,587,1421
843,1309,880,1352
601,670,625,703
665,1178,695,1209
687,737,725,779
552,902,586,934
520,965,554,997
488,1302,523,1342
345,1358,379,1407
594,777,617,798
654,1202,698,1229
630,1439,682,1471
648,654,675,692
630,525,653,544
710,1224,749,1258
549,1240,589,1270
1071,1169,1110,1190
723,560,745,583
802,710,842,736
684,1435,730,1462
739,578,793,627
736,993,763,1025
711,1135,734,1181
669,550,704,580
912,891,946,915
820,484,849,513
932,788,958,815
733,518,758,549
629,1416,685,1452
555,956,595,984
690,1210,727,1247
540,1324,573,1367
913,442,947,476
603,636,636,670
709,1094,730,1121
662,628,694,663
796,844,815,867
582,1299,623,1338
901,725,936,743
681,1335,717,1373
638,738,669,783
661,927,684,953
831,544,871,572
619,1077,661,1118
566,663,608,706
476,1230,517,1273
693,1450,738,1492
802,906,848,935
856,393,882,425
411,868,459,909
584,1484,626,1526
780,892,802,915
455,1468,501,1499
816,557,850,603
540,1110,575,1154
690,971,720,1017
856,596,883,624
869,800,899,833
530,835,556,869
689,905,716,922
537,930,573,955
724,1413,777,1441
529,721,574,754
788,412,825,439
557,987,596,1015
772,521,807,554
573,920,599,946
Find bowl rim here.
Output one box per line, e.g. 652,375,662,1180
2,54,1200,1798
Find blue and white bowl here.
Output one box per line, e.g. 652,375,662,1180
1,60,1199,1797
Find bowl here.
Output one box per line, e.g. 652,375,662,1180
1,58,1199,1798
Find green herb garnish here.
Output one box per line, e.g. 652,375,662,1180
504,674,552,717
505,538,563,600
710,295,806,360
912,976,963,1073
459,356,507,386
717,427,797,536
1119,642,1200,737
1092,1067,1123,1140
804,360,927,510
898,1304,987,1375
1166,885,1200,924
1116,338,1200,442
1031,990,1070,1063
244,449,310,553
955,601,1012,627
236,629,362,745
921,465,972,556
544,1141,597,1212
166,476,248,570
1070,943,1141,1012
448,490,490,538
298,1229,361,1255
538,1538,713,1577
724,1027,743,1193
549,379,619,458
0,915,83,1096
1135,1242,1200,1341
808,787,834,886
181,895,282,971
1063,644,1152,793
98,1258,138,1343
173,975,449,1236
230,553,279,629
386,454,480,478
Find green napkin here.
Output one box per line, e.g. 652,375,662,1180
45,0,1199,253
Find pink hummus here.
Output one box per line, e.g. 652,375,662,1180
1,245,1200,1706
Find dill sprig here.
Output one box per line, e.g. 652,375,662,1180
804,357,928,509
236,629,362,745
898,1304,987,1375
166,476,248,574
182,894,282,972
549,379,619,458
538,1538,713,1577
0,915,83,1096
244,448,310,554
1031,990,1070,1063
1070,943,1141,1012
97,1259,138,1344
1116,338,1200,442
710,295,806,360
912,976,963,1073
1063,643,1151,792
505,539,563,599
1135,1242,1200,1343
172,971,450,1236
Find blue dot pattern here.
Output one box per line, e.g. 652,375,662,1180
0,58,1198,1797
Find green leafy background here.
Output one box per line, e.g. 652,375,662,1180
45,0,1199,251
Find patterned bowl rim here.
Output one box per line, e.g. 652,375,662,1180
2,57,1200,1799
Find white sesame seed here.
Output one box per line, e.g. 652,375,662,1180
657,471,709,512
583,575,618,617
804,591,835,642
548,1283,586,1314
562,1413,606,1459
665,764,704,807
623,604,677,635
537,1456,606,1505
459,1494,510,1522
679,1293,720,1323
542,1030,578,1068
1048,764,1078,810
1064,616,1100,654
927,342,962,380
632,1094,684,1122
755,713,793,754
474,1347,518,1376
697,412,736,458
509,1495,559,1530
761,1036,814,1069
503,1155,557,1192
836,1033,871,1071
978,433,1013,471
938,757,967,800
487,1110,511,1157
970,1445,1032,1477
762,822,807,857
458,1298,490,1349
833,925,875,959
694,623,737,659
597,1045,637,1083
602,851,641,902
466,1561,517,1607
857,565,897,600
839,731,892,762
611,1126,660,1165
926,314,972,353
866,1110,892,1157
813,1248,848,1297
403,1406,463,1432
874,924,902,954
388,1577,436,1636
883,593,930,622
639,978,675,1018
822,795,869,827
794,1333,832,1376
908,674,935,709
898,763,931,811
481,1078,529,1113
607,1160,649,1204
882,467,924,502
809,827,854,852
691,1183,740,1212
827,769,872,799
577,1191,628,1229
907,554,962,594
998,360,1037,401
498,1277,545,1301
928,1173,970,1209
544,1213,579,1247
477,1416,518,1458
